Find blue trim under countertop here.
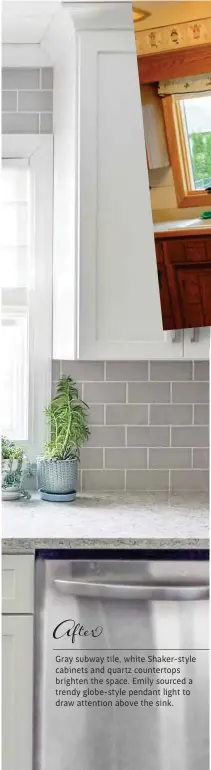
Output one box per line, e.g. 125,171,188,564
35,548,209,561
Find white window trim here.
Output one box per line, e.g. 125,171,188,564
2,135,53,460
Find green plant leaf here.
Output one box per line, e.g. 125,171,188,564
43,376,90,460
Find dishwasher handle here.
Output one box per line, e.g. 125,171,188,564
54,579,209,601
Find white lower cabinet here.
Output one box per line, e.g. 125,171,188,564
2,556,34,770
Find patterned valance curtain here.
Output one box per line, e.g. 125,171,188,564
158,73,211,96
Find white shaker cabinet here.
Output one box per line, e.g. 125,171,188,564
52,2,182,361
2,556,34,770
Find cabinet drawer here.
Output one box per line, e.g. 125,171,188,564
184,239,209,263
2,555,34,614
2,614,33,770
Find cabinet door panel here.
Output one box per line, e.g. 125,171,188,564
163,240,186,264
184,239,208,262
176,268,204,327
177,266,211,327
159,237,211,329
157,263,174,330
2,554,34,614
77,31,182,359
2,615,33,770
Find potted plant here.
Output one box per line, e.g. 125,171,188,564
37,376,90,501
1,437,31,500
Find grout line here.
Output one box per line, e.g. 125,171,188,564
80,469,83,492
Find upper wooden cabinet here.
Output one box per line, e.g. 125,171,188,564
155,232,211,330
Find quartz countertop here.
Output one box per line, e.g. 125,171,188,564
2,492,209,548
154,218,211,237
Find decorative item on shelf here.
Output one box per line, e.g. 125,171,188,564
132,5,151,24
200,211,211,219
1,437,31,500
37,376,90,502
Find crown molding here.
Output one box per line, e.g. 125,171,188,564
63,2,133,30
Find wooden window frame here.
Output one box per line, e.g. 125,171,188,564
162,93,211,208
138,45,211,85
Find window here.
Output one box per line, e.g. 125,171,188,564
180,93,211,191
1,161,30,442
162,92,211,208
1,136,53,459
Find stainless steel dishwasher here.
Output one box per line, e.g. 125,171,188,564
35,551,209,770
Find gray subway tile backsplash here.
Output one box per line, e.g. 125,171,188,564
105,448,147,470
149,448,192,469
150,361,193,381
194,404,209,425
194,361,209,380
128,382,170,403
87,404,105,425
106,404,148,425
2,67,53,134
171,426,209,447
2,67,40,89
126,470,169,491
53,359,209,492
172,381,209,403
61,360,104,381
127,426,170,447
2,90,17,111
40,113,53,134
170,470,209,492
149,404,193,425
18,89,53,112
41,67,54,89
87,426,125,447
193,448,209,469
2,112,39,134
83,382,126,404
80,448,104,470
82,470,125,491
105,361,148,381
